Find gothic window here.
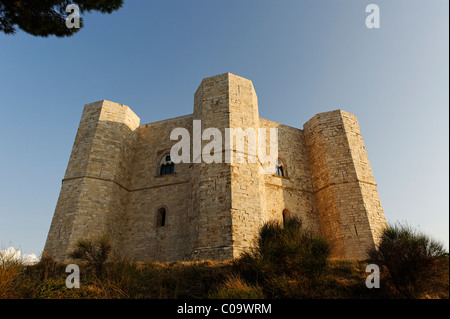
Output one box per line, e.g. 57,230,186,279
157,207,166,227
159,154,175,176
275,158,286,177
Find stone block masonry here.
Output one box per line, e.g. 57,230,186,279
303,110,386,259
44,73,387,262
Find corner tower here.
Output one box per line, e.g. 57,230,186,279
44,100,140,261
190,73,266,260
303,110,386,259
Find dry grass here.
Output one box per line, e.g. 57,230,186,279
2,222,448,299
209,274,265,299
132,260,233,299
0,250,23,299
1,254,448,299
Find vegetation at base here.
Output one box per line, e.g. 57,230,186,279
232,218,333,298
0,248,24,299
0,221,448,299
69,234,112,278
368,223,449,298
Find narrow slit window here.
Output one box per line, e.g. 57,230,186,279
157,208,166,227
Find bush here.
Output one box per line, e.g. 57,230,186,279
69,234,112,278
32,252,58,281
238,218,330,278
369,223,449,298
235,218,331,298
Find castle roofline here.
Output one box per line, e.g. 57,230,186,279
195,72,255,95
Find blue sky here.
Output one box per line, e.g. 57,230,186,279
0,0,448,256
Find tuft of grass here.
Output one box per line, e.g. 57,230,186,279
69,234,112,279
103,254,138,298
208,275,264,299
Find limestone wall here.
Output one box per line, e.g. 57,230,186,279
259,118,320,234
303,110,386,259
44,101,140,261
123,115,193,261
191,73,234,260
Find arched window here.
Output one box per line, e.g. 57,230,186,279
159,154,175,176
276,158,286,177
157,207,166,227
282,209,291,226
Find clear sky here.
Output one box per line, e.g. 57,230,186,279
0,0,448,256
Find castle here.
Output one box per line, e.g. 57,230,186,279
44,73,387,262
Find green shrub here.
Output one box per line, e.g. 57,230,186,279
238,218,330,279
69,234,112,278
234,218,331,298
369,223,449,298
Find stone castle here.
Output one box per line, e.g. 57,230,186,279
44,73,387,262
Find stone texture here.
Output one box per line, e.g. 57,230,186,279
303,110,387,259
44,73,387,262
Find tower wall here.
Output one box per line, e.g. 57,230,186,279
123,115,194,262
191,73,267,260
303,110,386,259
227,74,267,258
191,73,234,260
44,100,140,261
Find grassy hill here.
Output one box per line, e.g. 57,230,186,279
1,220,448,299
1,257,447,299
